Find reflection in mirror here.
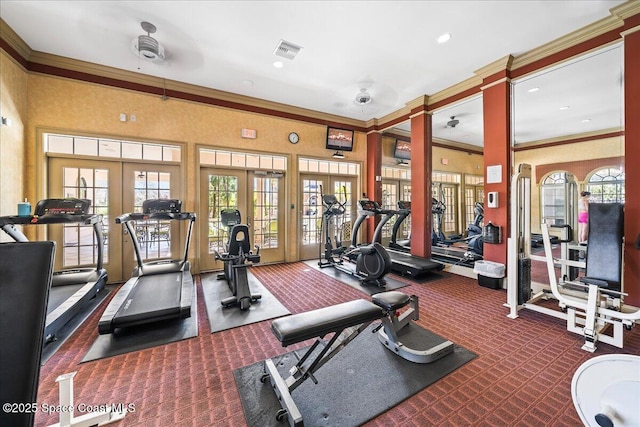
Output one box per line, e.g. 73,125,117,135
512,44,624,294
432,95,484,148
512,43,623,145
382,96,486,246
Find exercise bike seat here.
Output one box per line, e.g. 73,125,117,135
231,225,258,257
371,291,411,311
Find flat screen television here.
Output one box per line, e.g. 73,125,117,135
394,139,411,160
326,127,354,152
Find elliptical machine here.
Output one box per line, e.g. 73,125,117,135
318,190,391,287
214,209,261,310
466,201,484,256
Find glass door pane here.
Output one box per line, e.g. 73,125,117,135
122,164,180,275
299,175,356,260
199,169,246,272
251,173,285,264
300,176,324,260
381,181,399,245
48,158,122,282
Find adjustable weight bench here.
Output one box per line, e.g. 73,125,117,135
261,291,454,426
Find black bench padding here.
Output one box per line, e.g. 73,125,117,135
371,291,411,311
1,242,55,427
271,299,384,347
580,203,623,292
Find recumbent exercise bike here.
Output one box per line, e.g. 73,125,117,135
213,209,261,310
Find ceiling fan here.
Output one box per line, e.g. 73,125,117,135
354,88,373,106
131,21,166,63
446,116,460,128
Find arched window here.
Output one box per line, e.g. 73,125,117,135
541,172,571,225
587,167,625,203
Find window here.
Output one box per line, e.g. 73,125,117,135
46,133,181,162
587,167,625,203
541,172,569,225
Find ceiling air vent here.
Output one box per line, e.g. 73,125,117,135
273,39,302,60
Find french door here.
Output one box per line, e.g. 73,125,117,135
48,158,123,281
381,179,412,245
48,158,181,282
121,163,181,275
199,168,285,272
299,174,357,260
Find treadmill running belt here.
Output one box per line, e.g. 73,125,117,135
113,272,183,324
388,251,442,277
47,284,85,314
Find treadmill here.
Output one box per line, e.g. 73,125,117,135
389,200,411,252
98,199,195,334
371,202,443,278
0,198,108,343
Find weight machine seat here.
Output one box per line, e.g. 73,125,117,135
271,299,385,347
371,291,411,311
578,203,623,292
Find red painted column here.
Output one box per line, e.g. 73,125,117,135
481,76,511,266
366,131,383,243
410,110,433,258
623,24,640,306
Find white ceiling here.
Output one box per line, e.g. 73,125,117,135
0,1,627,146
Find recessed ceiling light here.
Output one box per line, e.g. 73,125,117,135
242,80,254,86
273,61,284,69
527,87,540,93
582,118,592,123
559,105,570,110
437,33,452,44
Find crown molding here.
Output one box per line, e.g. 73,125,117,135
514,127,623,147
621,24,640,37
24,50,367,129
474,55,514,80
427,75,482,106
0,18,32,61
611,0,640,20
375,107,411,129
432,137,484,154
405,95,429,111
511,9,627,71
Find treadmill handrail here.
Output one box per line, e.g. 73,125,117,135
115,212,196,223
0,214,105,271
0,213,101,226
116,211,196,271
372,209,396,243
390,211,410,245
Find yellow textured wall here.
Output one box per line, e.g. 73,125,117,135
26,74,366,203
24,73,367,262
0,51,28,240
514,136,625,233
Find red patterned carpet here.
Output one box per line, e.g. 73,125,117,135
33,262,640,426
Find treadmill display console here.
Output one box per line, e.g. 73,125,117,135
143,199,182,214
34,198,91,216
398,201,411,210
359,200,380,211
